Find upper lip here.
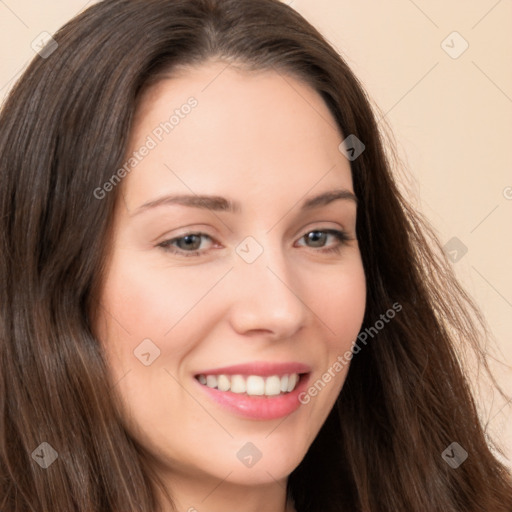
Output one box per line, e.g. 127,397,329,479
194,361,311,377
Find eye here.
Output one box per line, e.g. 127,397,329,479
158,233,214,257
296,229,350,254
158,229,351,258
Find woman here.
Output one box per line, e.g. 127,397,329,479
0,0,511,510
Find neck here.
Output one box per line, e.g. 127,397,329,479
154,470,296,512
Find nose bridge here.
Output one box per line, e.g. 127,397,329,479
228,234,307,337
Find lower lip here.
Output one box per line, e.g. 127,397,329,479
194,374,310,420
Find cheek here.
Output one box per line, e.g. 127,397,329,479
94,259,203,437
97,248,366,371
303,257,366,348
98,253,220,341
294,259,366,443
94,254,233,397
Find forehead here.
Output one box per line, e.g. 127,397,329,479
122,60,353,208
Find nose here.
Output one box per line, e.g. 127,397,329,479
226,242,308,340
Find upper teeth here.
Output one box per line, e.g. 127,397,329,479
197,373,300,396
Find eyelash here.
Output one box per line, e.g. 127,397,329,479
157,229,351,258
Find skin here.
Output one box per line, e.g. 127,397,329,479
94,60,366,512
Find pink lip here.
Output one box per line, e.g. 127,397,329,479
193,362,312,420
194,361,312,377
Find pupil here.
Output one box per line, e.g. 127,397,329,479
180,235,200,250
308,231,325,247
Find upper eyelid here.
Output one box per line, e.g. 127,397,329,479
167,227,347,241
162,220,352,241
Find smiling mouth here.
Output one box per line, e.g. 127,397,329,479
195,373,306,397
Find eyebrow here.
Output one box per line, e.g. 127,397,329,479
132,188,357,216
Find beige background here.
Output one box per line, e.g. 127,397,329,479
1,0,511,465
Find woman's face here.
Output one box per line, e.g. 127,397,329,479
95,60,366,497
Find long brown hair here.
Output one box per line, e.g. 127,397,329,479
1,0,510,510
